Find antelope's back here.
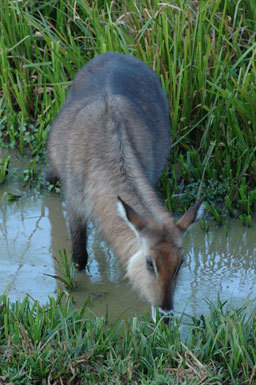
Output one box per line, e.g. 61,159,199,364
47,52,171,186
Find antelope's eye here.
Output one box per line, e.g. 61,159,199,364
146,257,155,275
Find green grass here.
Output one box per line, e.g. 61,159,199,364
0,294,255,384
44,249,77,292
0,0,256,222
0,154,10,184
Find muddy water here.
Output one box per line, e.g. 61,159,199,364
0,180,255,320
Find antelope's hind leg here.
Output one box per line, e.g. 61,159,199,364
68,210,88,271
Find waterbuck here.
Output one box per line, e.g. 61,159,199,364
46,52,204,323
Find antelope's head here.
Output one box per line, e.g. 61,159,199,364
117,197,204,324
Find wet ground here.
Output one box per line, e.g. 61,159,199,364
0,170,255,320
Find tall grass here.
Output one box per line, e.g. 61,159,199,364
0,293,255,384
0,0,255,219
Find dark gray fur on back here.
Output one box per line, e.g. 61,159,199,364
48,53,170,184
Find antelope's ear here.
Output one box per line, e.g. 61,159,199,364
176,199,204,234
117,196,146,237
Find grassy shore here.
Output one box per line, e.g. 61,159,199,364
0,293,255,384
0,0,255,223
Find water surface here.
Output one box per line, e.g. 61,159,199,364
0,179,255,320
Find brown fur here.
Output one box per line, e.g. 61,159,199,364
46,52,204,321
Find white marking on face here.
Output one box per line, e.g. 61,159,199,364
126,243,157,307
126,250,142,276
151,306,156,323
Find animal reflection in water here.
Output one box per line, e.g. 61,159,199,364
46,52,204,323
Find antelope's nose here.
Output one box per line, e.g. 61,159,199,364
159,308,174,324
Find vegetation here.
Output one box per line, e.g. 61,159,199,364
0,293,255,385
0,0,255,223
0,154,10,184
44,250,77,293
0,3,255,383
